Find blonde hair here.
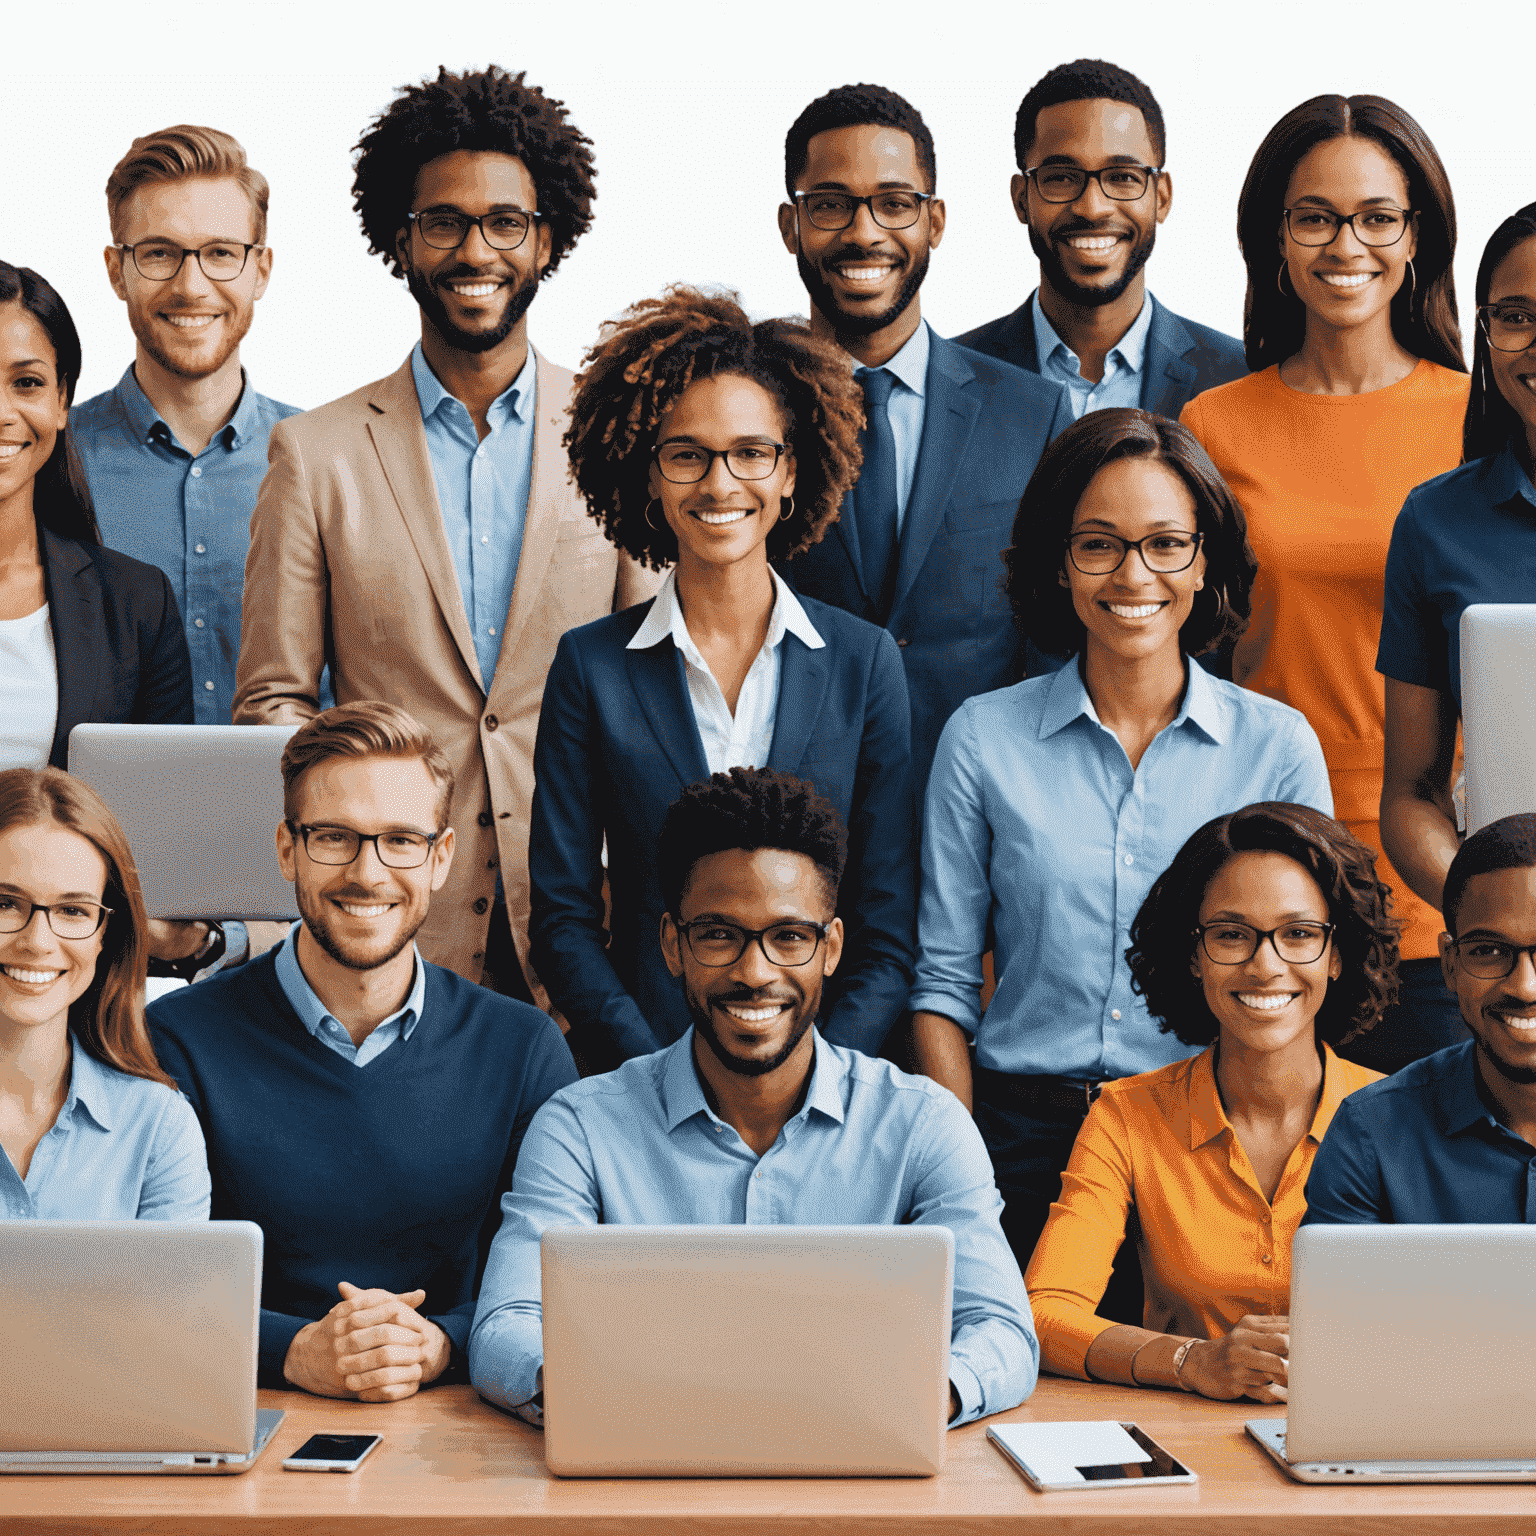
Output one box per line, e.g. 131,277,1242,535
106,124,270,243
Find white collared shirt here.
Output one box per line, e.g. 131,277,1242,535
626,567,825,773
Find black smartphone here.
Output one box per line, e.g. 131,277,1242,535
281,1433,383,1472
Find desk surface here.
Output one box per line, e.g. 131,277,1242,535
8,1377,1536,1534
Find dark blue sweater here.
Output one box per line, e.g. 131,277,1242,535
148,950,577,1384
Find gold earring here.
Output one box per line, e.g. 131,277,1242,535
778,495,795,523
1277,262,1293,298
645,499,663,531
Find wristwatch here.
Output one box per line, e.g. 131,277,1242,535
1171,1337,1197,1391
146,921,226,983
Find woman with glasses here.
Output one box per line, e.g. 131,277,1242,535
529,286,914,1069
0,766,209,1219
1025,802,1391,1399
911,409,1329,1302
1380,204,1536,925
1180,96,1469,1075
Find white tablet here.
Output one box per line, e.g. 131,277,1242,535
988,1421,1197,1491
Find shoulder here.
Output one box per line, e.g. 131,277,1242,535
1151,301,1246,366
1097,1052,1200,1118
940,334,1061,408
248,386,304,423
951,308,1025,361
1329,1042,1465,1123
269,368,406,443
1411,361,1474,403
148,957,271,1045
1396,458,1489,529
70,385,128,434
796,596,887,653
1206,675,1315,734
962,675,1052,729
1182,366,1276,425
420,963,568,1051
556,602,656,660
532,348,576,406
1335,1053,1386,1096
535,1046,668,1124
64,539,176,609
838,1043,966,1117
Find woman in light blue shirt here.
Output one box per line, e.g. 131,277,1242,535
0,766,208,1220
910,408,1330,1303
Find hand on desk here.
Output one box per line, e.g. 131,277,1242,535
1182,1315,1289,1404
283,1282,452,1402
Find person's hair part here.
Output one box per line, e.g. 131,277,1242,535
1002,407,1255,659
784,82,936,196
1237,94,1464,375
565,285,863,570
659,768,849,918
1464,203,1536,463
280,702,456,830
352,66,596,279
1443,813,1536,936
105,124,269,244
1127,801,1401,1047
1013,58,1166,171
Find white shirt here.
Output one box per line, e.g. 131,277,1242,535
626,568,825,773
0,604,57,769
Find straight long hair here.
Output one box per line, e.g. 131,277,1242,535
1463,203,1536,464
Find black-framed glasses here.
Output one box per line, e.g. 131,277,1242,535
1195,921,1335,966
675,919,829,968
287,822,441,869
1024,164,1162,203
1065,530,1203,575
1477,304,1536,354
117,240,263,282
0,895,113,940
1282,207,1413,248
407,208,539,251
1447,937,1536,981
792,190,933,231
653,441,786,484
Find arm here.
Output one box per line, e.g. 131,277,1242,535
1275,712,1334,816
1301,1101,1390,1225
911,1010,973,1111
1381,678,1461,912
135,1091,210,1220
131,567,194,724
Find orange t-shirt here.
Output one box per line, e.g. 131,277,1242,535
1181,360,1469,959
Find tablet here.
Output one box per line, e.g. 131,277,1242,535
988,1421,1197,1491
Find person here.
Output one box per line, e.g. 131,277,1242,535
909,409,1332,1296
1306,813,1536,1225
234,67,656,1002
1180,94,1470,1076
0,766,209,1220
531,288,913,1066
773,82,1073,788
956,58,1246,421
471,767,1034,1428
1026,802,1391,1401
148,703,577,1400
1380,203,1536,917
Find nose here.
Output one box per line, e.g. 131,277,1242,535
457,219,499,265
1070,173,1115,221
1509,949,1536,997
845,198,885,245
169,250,216,297
344,838,390,882
701,452,739,493
729,934,782,991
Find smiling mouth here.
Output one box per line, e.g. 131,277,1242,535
3,965,63,984
334,901,394,918
445,279,502,299
1490,1007,1536,1033
718,1000,791,1024
1063,234,1121,253
0,443,29,459
831,262,897,285
693,508,751,526
163,313,220,329
1236,992,1298,1012
1317,272,1376,290
1103,601,1165,619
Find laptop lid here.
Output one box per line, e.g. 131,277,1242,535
1460,603,1536,835
67,723,299,920
1287,1224,1536,1463
0,1221,263,1456
541,1224,954,1477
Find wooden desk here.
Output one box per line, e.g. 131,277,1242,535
8,1376,1536,1533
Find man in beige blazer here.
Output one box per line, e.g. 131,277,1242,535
235,66,653,1002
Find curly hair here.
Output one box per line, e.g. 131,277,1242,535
1443,813,1536,936
1464,203,1536,464
352,66,595,279
1127,802,1401,1048
1014,58,1166,171
785,82,936,195
565,286,864,571
658,768,848,918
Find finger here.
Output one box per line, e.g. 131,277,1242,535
335,1301,427,1337
336,1328,425,1362
398,1289,427,1308
343,1361,425,1392
357,1380,420,1403
337,1280,361,1299
330,1292,406,1330
1237,1314,1290,1333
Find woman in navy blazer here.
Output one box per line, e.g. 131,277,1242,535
531,287,915,1066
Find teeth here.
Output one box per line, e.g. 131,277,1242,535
1238,993,1294,1011
0,444,24,458
164,314,217,328
1067,236,1118,250
721,1003,784,1023
835,266,894,283
1107,603,1162,619
449,282,499,298
4,966,62,984
337,903,390,917
697,509,749,525
1318,273,1374,288
1495,1012,1536,1029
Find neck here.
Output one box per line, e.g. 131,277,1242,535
0,483,41,561
673,551,776,646
0,1012,71,1114
690,1027,815,1157
1281,310,1419,396
1036,273,1146,377
1215,1028,1325,1122
1473,1045,1536,1143
1080,636,1187,741
809,298,921,370
133,347,244,457
293,925,416,1046
419,317,531,437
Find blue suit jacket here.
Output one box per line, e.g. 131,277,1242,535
528,596,915,1064
778,331,1073,791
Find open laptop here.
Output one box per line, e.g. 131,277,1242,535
1461,603,1536,836
0,1221,284,1474
1247,1225,1536,1482
541,1225,954,1477
68,723,299,920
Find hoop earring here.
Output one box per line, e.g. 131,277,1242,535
644,498,663,531
1405,258,1417,312
778,495,795,523
1276,262,1293,298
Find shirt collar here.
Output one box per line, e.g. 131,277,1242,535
61,1035,117,1132
114,364,259,453
1437,1039,1505,1136
1037,654,1224,744
1184,1040,1355,1151
1482,445,1536,513
274,920,426,1044
410,341,532,432
863,319,929,398
661,1027,847,1134
626,566,826,660
1031,290,1152,376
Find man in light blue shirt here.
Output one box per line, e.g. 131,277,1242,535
1029,279,1152,418
470,767,1034,1429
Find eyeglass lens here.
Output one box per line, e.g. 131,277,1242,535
654,443,783,484
1200,922,1331,965
1455,940,1536,980
1030,166,1154,203
127,241,252,281
683,922,823,967
301,826,433,868
1481,307,1536,353
798,192,926,231
0,896,108,939
1285,209,1410,247
1067,532,1200,575
414,210,532,250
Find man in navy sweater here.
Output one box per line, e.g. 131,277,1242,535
150,702,577,1402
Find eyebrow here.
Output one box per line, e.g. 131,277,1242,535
1072,517,1194,531
1455,928,1528,944
682,910,821,925
6,358,51,370
1035,153,1147,166
415,202,532,215
1290,194,1402,208
1490,294,1536,306
1202,909,1328,922
805,179,919,192
658,433,780,446
0,883,102,902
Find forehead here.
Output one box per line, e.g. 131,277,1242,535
117,176,259,242
1029,98,1155,164
1489,235,1536,300
658,373,785,441
292,754,441,825
797,124,924,191
1200,849,1329,917
680,847,832,920
1071,455,1198,530
0,302,58,377
1285,135,1410,205
1455,865,1536,939
411,150,537,212
0,820,110,899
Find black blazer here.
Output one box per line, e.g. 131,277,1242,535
528,595,916,1065
40,523,193,767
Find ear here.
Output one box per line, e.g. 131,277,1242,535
532,218,553,280
395,225,414,276
926,197,946,250
251,244,274,302
428,825,455,892
660,912,685,979
275,820,298,884
1328,942,1342,982
1405,209,1419,265
105,245,130,302
1438,930,1456,993
777,202,800,256
1009,172,1030,228
1154,169,1173,227
820,915,844,979
780,448,797,503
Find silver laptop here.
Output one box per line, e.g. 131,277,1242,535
541,1225,954,1477
1247,1225,1536,1482
0,1221,284,1474
68,723,299,919
1461,603,1536,836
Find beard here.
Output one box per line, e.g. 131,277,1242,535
1473,1018,1536,1086
688,987,819,1078
407,264,540,354
797,246,929,338
134,301,253,381
296,884,422,973
1029,219,1156,309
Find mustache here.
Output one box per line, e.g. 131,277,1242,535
710,989,798,1006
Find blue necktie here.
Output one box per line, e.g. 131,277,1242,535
853,367,899,617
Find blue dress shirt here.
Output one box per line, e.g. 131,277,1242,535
1030,289,1152,419
874,320,929,534
911,658,1333,1078
72,367,301,725
410,343,536,689
469,1030,1035,1427
0,1035,209,1220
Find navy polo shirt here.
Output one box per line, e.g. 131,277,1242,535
1376,447,1536,707
1303,1040,1536,1224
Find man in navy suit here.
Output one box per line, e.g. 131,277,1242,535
776,83,1074,790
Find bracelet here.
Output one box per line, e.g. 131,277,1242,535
1128,1336,1157,1386
1172,1338,1197,1392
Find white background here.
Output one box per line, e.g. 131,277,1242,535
6,0,1524,410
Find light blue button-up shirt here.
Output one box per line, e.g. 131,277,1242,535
0,1035,210,1220
272,922,426,1068
469,1030,1035,1427
410,342,537,690
1030,289,1152,419
866,320,929,534
912,659,1334,1078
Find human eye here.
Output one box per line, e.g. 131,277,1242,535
54,903,94,921
1361,210,1402,228
733,444,773,462
1465,941,1511,961
807,193,851,215
203,242,244,261
382,832,425,853
1292,210,1333,228
1074,534,1119,552
1495,306,1536,327
876,193,919,217
1210,924,1252,944
136,240,180,262
662,444,706,464
308,826,352,850
1037,169,1080,192
1102,168,1145,191
419,211,465,236
767,923,818,950
0,895,20,916
486,213,527,236
1284,922,1324,942
1148,534,1193,551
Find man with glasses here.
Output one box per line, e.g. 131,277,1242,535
149,702,577,1402
470,766,1035,1428
235,67,655,1005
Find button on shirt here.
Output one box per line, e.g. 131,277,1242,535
468,1030,1036,1427
0,1035,210,1220
411,343,536,690
911,659,1333,1078
71,367,301,725
868,319,929,533
1031,290,1152,419
625,567,826,773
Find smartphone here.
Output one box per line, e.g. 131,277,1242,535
282,1433,382,1472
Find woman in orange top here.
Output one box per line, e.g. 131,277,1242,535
1025,802,1394,1400
1181,95,1468,1075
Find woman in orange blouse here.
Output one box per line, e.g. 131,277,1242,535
1180,95,1468,1075
1025,802,1395,1400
